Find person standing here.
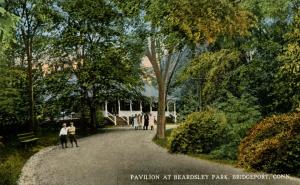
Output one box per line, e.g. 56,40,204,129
149,113,155,130
144,113,149,130
59,123,68,149
133,114,138,130
68,122,79,147
138,114,142,130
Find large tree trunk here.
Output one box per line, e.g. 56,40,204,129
156,80,166,138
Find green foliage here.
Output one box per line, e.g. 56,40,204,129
168,108,227,154
210,94,261,160
37,132,59,147
0,67,26,126
153,129,173,148
164,0,256,43
0,7,18,56
178,2,295,115
241,0,296,20
176,90,199,122
52,0,144,129
238,112,300,174
0,5,23,127
214,94,261,141
209,142,238,161
96,111,105,127
277,11,300,111
182,49,242,105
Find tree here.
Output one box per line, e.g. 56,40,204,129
277,10,300,111
6,0,60,131
114,0,254,138
51,0,143,131
178,0,300,116
0,4,24,129
0,2,18,57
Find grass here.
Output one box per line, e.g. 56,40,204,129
152,129,173,148
0,148,33,185
0,130,60,185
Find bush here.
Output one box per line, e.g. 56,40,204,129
96,111,105,128
0,153,25,185
209,142,239,160
238,112,300,174
168,108,227,154
210,93,261,160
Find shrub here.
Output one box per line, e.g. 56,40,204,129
209,142,239,160
238,112,300,174
96,111,105,128
210,93,261,160
168,108,227,154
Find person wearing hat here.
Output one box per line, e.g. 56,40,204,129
68,122,79,147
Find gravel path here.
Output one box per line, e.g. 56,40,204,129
18,127,300,185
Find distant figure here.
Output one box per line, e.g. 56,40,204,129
130,115,134,127
149,113,155,130
144,113,149,130
68,122,79,147
138,114,143,130
133,114,138,130
59,123,68,149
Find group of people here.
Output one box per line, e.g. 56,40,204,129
131,113,156,130
59,122,79,149
58,114,155,148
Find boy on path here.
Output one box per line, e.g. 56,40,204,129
68,122,79,147
59,123,68,149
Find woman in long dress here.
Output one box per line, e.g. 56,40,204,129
149,113,155,130
133,114,138,130
138,114,143,130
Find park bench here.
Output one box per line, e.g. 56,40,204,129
17,132,39,148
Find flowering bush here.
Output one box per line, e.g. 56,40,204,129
238,112,300,174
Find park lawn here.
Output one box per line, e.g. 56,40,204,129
153,128,237,166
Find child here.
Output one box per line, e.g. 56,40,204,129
68,122,79,147
59,123,68,149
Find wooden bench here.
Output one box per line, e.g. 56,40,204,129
17,132,39,148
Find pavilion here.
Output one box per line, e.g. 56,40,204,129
100,84,177,125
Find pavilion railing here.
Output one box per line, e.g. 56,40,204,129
107,112,116,125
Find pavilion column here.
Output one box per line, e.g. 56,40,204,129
130,100,132,113
167,100,169,113
150,99,152,113
105,100,108,117
118,100,121,115
128,100,133,125
174,101,177,123
140,101,142,113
